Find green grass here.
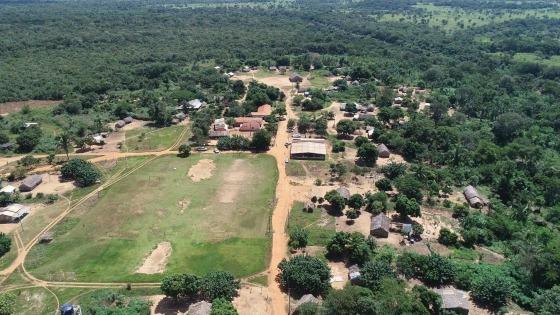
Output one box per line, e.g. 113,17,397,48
513,53,560,67
286,161,306,177
122,125,186,152
0,235,17,270
287,202,336,246
379,4,560,31
248,274,268,286
308,72,331,89
10,287,58,315
450,247,480,261
26,154,278,282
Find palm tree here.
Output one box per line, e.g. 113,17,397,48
57,132,71,161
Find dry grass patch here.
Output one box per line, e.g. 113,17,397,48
188,159,216,182
136,241,172,274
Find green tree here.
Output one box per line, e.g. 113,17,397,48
161,274,190,299
16,126,42,153
395,175,423,201
354,136,369,147
278,255,331,296
360,260,397,291
347,194,364,210
375,178,392,191
357,143,378,166
60,158,101,187
0,292,16,315
251,129,271,151
200,271,240,301
412,285,442,315
323,286,378,315
178,144,191,157
57,132,72,160
288,226,309,249
324,190,346,213
294,302,319,315
493,112,528,144
149,101,172,127
331,140,345,153
336,119,358,137
0,233,11,257
211,298,238,315
422,254,456,286
533,285,560,315
438,228,458,246
395,194,421,219
470,274,511,309
0,132,9,145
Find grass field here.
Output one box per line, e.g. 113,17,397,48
513,53,560,67
8,287,58,315
286,161,306,177
25,154,278,282
287,202,336,246
0,235,17,270
379,4,560,31
122,125,187,152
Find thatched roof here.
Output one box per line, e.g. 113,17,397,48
377,144,390,158
123,116,133,123
187,301,212,315
434,287,470,312
115,120,126,128
464,185,484,207
371,213,390,233
289,73,303,83
296,294,320,309
20,174,42,191
336,187,350,199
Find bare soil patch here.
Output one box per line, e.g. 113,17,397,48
122,120,151,131
336,211,372,237
0,100,61,115
136,241,172,274
327,261,348,289
233,285,272,315
188,159,216,182
24,173,76,196
217,159,246,203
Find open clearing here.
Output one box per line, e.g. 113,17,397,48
122,124,188,152
0,100,61,115
25,154,278,282
188,159,216,182
136,241,172,274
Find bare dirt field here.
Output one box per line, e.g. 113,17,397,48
136,241,172,274
336,211,372,236
327,261,348,289
188,159,216,182
233,285,272,315
0,100,61,115
22,173,76,196
122,120,152,131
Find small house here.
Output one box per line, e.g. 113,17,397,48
209,130,229,138
123,116,133,124
239,121,262,132
370,213,390,238
336,187,350,199
365,126,374,138
214,118,228,131
295,294,320,310
394,97,403,104
188,99,206,110
19,174,43,192
377,144,390,158
289,73,304,83
278,66,287,74
290,141,326,160
39,231,54,244
187,301,212,315
175,113,186,121
434,288,470,315
92,135,105,145
227,72,235,78
0,185,16,195
269,66,278,71
233,117,263,127
0,203,30,223
115,120,126,129
242,66,251,72
464,185,484,208
348,264,361,283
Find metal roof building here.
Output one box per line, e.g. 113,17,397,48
0,203,30,223
290,141,326,160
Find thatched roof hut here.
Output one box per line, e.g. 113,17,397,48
115,120,126,129
348,264,361,283
296,294,320,309
377,144,390,158
19,174,42,192
433,287,470,315
464,185,484,208
123,116,133,124
39,231,54,243
289,73,303,83
187,301,212,315
370,213,390,238
336,187,350,199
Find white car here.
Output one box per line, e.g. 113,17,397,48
213,148,220,154
292,133,301,138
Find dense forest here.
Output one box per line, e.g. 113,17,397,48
2,0,560,313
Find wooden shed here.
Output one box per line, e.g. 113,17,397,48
19,174,42,192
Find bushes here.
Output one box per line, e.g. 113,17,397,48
278,255,331,296
326,232,373,265
396,252,455,286
331,140,345,153
359,260,397,291
211,298,238,315
288,226,309,249
375,178,392,191
0,292,16,315
217,135,250,151
470,274,511,309
161,271,240,301
438,228,458,246
61,158,101,187
0,233,11,258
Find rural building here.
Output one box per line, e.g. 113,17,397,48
123,116,133,124
0,185,16,195
296,294,320,309
0,143,13,151
336,187,350,199
92,135,105,145
60,303,82,315
233,117,263,127
378,144,390,158
290,141,326,160
174,113,186,121
289,73,303,83
394,97,403,104
19,174,43,192
353,113,374,121
209,130,229,138
269,66,277,71
39,231,54,243
365,126,374,138
370,213,390,238
366,104,375,112
187,99,206,110
464,185,484,208
187,301,212,315
115,120,126,129
348,264,361,283
24,122,38,128
226,72,235,78
242,66,251,72
434,288,470,315
0,203,30,223
239,121,262,132
250,104,272,118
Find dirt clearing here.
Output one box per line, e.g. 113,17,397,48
136,241,172,274
0,100,61,115
218,159,246,203
188,159,216,182
233,285,272,315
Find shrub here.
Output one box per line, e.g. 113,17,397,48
0,233,11,257
61,158,101,187
278,255,331,296
332,140,345,153
375,178,392,191
438,228,458,246
288,226,309,249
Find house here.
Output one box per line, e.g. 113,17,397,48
0,185,16,195
366,104,375,112
233,117,263,127
464,185,484,208
394,97,403,104
0,143,13,151
290,141,327,160
377,144,390,158
289,73,304,83
239,121,262,132
209,130,229,138
336,187,350,199
19,174,43,192
227,72,235,78
278,66,287,74
214,118,228,131
242,66,251,72
187,301,212,315
92,135,105,145
348,264,361,283
433,288,470,315
0,204,30,223
269,66,277,71
175,113,186,121
339,103,346,111
115,120,126,129
371,213,390,238
353,113,374,121
187,99,206,110
295,294,320,310
123,116,133,124
365,126,374,138
250,104,272,118
39,231,54,243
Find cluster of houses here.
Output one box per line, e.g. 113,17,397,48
209,104,272,140
0,174,43,223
